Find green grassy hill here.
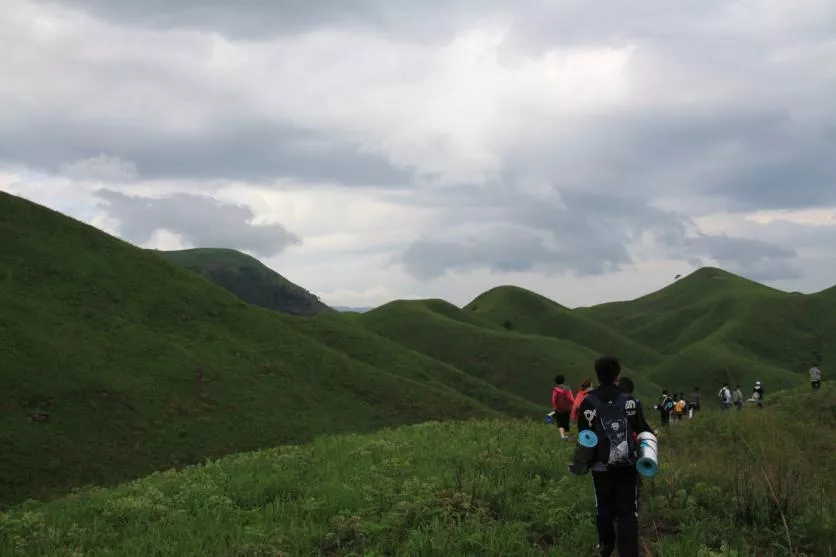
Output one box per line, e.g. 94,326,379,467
358,299,661,403
0,192,530,508
155,248,334,316
465,285,662,366
289,312,540,418
576,267,835,393
3,384,833,557
576,267,782,352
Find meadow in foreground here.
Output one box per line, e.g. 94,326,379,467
2,383,833,557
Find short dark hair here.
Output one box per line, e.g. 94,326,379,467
581,378,592,389
554,374,565,385
619,376,635,394
594,356,621,384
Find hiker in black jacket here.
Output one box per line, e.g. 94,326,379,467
569,356,653,557
617,376,655,435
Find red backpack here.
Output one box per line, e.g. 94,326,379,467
552,386,574,413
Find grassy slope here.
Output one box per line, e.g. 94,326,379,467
577,267,833,393
0,192,516,508
3,384,833,557
465,285,662,367
155,248,335,316
577,267,781,351
289,312,540,418
359,299,661,404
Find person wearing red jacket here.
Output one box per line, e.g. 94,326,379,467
551,374,575,440
571,378,593,424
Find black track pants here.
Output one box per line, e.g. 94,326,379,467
591,467,640,557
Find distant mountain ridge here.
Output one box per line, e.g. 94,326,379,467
154,248,335,316
333,305,375,313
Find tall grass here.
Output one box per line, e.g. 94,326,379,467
2,384,833,557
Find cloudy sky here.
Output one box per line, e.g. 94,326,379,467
2,0,835,308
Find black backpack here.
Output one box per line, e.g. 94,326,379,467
585,391,638,469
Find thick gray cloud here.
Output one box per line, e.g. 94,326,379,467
402,225,628,280
10,0,834,205
401,189,802,280
0,115,413,187
46,0,823,46
95,190,300,257
44,0,426,38
502,104,836,212
5,0,835,299
676,234,801,281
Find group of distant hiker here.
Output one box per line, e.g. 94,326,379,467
653,389,699,425
716,381,765,410
547,358,827,557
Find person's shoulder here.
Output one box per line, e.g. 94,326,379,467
580,389,600,406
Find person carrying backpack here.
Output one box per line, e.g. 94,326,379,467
571,378,593,424
673,395,687,421
655,390,673,427
617,376,654,436
552,374,575,440
718,383,732,411
569,356,652,557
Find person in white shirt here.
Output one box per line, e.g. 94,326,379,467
810,365,822,390
718,383,732,411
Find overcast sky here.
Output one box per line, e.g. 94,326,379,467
2,0,835,308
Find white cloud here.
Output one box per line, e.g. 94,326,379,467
143,229,192,251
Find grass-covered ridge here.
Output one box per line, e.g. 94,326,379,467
465,285,662,367
359,299,661,403
2,384,833,557
576,267,836,392
155,247,334,316
0,192,524,508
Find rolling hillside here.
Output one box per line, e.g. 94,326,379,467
155,247,334,316
358,299,661,403
454,273,832,396
289,312,541,418
0,191,527,508
576,267,835,391
465,285,662,366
